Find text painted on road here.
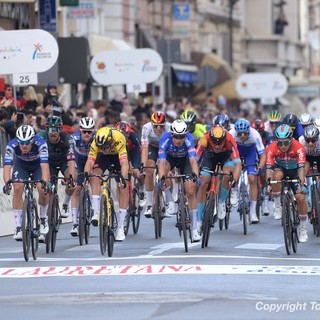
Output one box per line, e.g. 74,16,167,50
1,265,320,278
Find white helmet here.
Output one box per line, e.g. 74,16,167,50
79,117,95,130
313,116,320,130
170,119,188,135
16,125,35,144
299,113,313,126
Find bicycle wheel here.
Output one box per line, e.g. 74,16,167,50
132,185,141,234
78,188,86,246
256,192,262,220
50,194,59,253
240,183,248,235
178,192,188,252
224,190,231,230
107,197,116,257
99,194,107,255
45,193,57,253
84,190,92,244
152,187,161,239
31,199,39,260
22,198,31,262
124,205,131,236
312,188,320,237
202,193,215,248
291,202,299,254
282,195,292,255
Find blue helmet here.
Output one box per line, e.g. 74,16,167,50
213,114,230,129
275,124,292,139
234,119,250,133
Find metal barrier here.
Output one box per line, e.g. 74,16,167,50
0,131,9,168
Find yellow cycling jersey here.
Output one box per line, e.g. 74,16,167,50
88,127,128,162
191,123,209,145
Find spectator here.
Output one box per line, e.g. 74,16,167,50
275,12,288,35
21,86,38,112
0,108,16,139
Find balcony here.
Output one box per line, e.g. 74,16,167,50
241,34,305,76
196,0,241,24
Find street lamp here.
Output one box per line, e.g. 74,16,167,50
228,0,238,68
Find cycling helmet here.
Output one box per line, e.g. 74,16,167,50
16,125,35,144
115,121,131,135
170,119,188,135
210,125,226,143
304,125,319,140
213,114,230,129
251,119,265,132
314,115,320,129
283,113,298,128
79,117,95,130
274,124,293,139
234,119,250,133
181,110,197,125
46,115,63,128
95,127,113,148
267,110,281,122
299,113,313,126
151,111,166,125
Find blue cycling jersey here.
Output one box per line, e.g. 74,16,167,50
4,135,49,166
71,131,95,161
158,132,197,160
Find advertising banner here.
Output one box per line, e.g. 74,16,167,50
90,48,163,86
0,29,59,75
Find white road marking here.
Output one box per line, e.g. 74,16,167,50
141,242,200,256
0,264,320,278
236,243,283,250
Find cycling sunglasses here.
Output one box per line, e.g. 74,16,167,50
305,138,317,144
18,140,32,146
277,140,291,147
237,132,249,137
153,124,165,129
47,127,61,133
172,134,186,140
81,130,94,134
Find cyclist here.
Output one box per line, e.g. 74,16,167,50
84,126,129,241
212,114,232,131
264,110,282,138
38,115,77,219
141,111,171,218
282,113,304,140
299,113,313,130
265,124,308,242
230,119,266,223
180,110,208,146
158,119,201,242
3,125,50,240
115,120,146,207
70,117,96,237
251,119,272,215
196,125,241,227
299,125,320,216
313,115,320,131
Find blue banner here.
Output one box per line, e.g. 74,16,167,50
39,0,57,32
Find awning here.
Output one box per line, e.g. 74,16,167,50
171,63,198,85
88,34,134,56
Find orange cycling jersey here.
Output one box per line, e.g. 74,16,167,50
266,139,306,170
196,131,240,161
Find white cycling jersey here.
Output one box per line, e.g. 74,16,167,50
140,121,171,147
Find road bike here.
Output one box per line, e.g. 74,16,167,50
8,176,46,261
164,167,192,252
144,165,165,239
89,167,119,257
200,166,233,248
124,174,143,236
78,177,93,246
306,165,320,237
269,177,300,255
237,159,256,235
46,172,73,253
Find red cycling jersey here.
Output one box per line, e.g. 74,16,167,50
196,131,240,161
265,139,306,170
